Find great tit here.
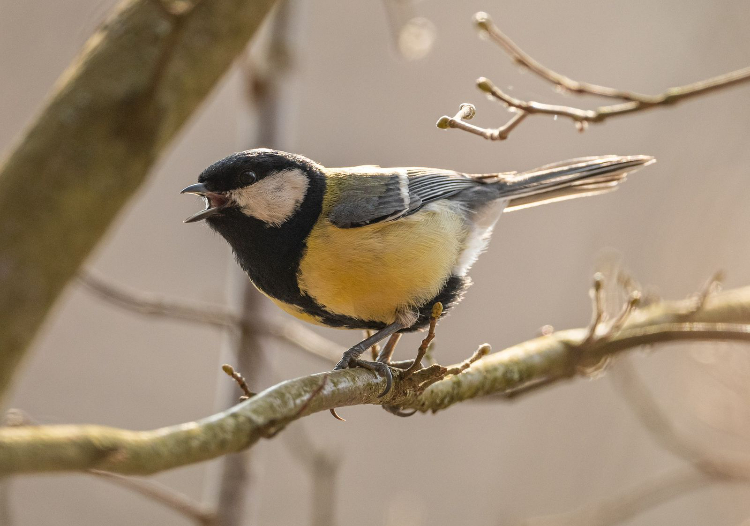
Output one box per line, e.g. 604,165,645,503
182,149,653,397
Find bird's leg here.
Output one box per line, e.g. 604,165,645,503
333,321,404,398
376,333,402,364
363,330,380,360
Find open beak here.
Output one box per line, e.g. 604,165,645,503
181,183,229,223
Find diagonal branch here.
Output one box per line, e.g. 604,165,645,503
91,471,216,525
520,466,717,526
0,0,279,403
611,357,750,480
437,12,750,140
78,271,344,363
3,284,750,476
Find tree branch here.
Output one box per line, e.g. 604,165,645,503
520,466,716,526
91,470,216,525
0,0,279,403
283,424,340,526
4,408,216,524
78,271,344,363
3,284,750,476
437,12,750,140
611,358,750,480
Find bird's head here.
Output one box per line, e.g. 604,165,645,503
181,148,322,227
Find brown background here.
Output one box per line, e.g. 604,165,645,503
3,0,750,524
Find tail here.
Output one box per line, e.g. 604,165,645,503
484,155,655,212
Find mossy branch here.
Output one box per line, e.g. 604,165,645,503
0,0,278,403
2,285,750,476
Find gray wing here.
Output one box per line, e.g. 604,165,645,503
327,167,476,228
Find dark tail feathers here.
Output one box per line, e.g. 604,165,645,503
483,155,655,212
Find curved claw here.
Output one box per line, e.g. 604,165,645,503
329,408,346,421
377,364,393,398
382,405,417,417
352,359,393,398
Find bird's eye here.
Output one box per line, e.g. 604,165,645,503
239,171,257,186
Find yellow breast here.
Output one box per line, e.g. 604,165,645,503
297,200,467,325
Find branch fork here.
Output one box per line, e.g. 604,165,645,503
437,11,750,140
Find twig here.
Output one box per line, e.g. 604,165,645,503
443,344,491,376
437,12,750,140
222,365,256,401
403,303,443,377
611,358,750,480
520,466,716,526
91,471,216,525
686,270,725,315
519,275,749,526
0,477,10,526
282,423,340,526
582,273,606,345
5,284,750,475
436,103,527,141
78,271,344,363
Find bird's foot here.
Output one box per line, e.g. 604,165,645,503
334,347,394,398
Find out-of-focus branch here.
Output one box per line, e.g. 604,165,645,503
520,466,715,526
437,12,750,140
519,355,750,526
611,358,750,480
0,0,279,403
92,471,216,525
4,283,750,476
283,424,340,526
0,477,9,526
78,271,344,363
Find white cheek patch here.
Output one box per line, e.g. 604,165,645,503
230,168,309,227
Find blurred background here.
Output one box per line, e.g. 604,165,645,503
2,0,750,524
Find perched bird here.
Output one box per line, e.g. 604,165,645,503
182,149,654,398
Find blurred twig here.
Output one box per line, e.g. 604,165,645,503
211,282,264,526
611,358,750,480
519,466,715,526
283,423,340,526
5,280,750,475
517,274,750,526
210,3,299,524
78,271,344,363
437,12,750,140
0,0,279,404
0,477,9,526
91,471,216,526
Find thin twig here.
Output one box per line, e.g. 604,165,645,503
403,303,443,377
78,271,344,363
520,466,716,526
443,344,491,376
222,364,256,401
91,471,216,525
582,273,606,345
282,423,340,526
437,12,750,140
611,358,750,480
686,270,725,315
518,276,749,526
436,103,527,141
